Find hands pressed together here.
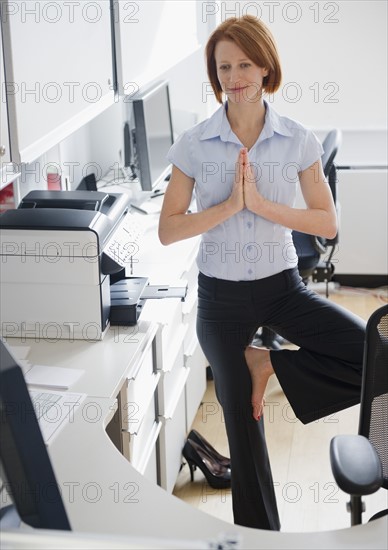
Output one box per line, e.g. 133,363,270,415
229,148,266,215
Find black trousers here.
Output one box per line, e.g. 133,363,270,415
196,267,365,531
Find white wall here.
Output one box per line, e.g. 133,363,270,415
53,0,387,190
219,0,387,131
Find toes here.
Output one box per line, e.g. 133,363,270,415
252,401,264,421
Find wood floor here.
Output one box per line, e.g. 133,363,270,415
173,284,388,533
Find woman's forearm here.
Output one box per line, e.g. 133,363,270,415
158,199,237,245
243,159,338,240
255,198,338,239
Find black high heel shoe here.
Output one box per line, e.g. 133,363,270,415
182,439,231,489
187,429,231,469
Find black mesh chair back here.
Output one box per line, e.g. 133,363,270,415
321,129,342,178
321,128,342,206
358,304,388,489
330,304,388,525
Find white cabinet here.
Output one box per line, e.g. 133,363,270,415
111,324,162,484
0,19,19,188
142,298,190,492
158,390,187,493
0,24,10,174
137,232,207,492
1,0,115,164
113,0,201,93
184,334,208,433
181,258,207,432
336,169,388,276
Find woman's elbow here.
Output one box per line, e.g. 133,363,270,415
158,228,170,246
158,224,175,246
324,215,338,240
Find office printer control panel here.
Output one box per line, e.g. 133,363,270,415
101,213,143,275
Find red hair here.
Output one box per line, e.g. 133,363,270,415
206,15,282,103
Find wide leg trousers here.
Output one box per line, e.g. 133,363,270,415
196,267,366,530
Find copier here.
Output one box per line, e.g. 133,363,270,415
0,191,186,341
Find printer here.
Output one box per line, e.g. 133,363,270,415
0,190,186,341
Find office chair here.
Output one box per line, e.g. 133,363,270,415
330,304,388,525
258,129,342,349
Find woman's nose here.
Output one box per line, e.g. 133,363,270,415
228,67,241,84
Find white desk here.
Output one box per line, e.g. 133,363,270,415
11,320,158,401
3,312,387,549
1,393,387,548
2,193,387,548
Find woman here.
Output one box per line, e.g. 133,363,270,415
158,15,365,531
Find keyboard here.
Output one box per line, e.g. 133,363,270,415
102,211,145,271
29,389,86,443
31,391,63,419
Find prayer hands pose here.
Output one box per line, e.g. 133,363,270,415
231,148,265,214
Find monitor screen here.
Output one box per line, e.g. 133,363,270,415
130,81,174,191
76,173,97,191
0,339,71,530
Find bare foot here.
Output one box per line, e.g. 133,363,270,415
244,346,274,421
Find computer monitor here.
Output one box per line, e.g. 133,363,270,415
76,173,97,191
129,81,174,191
0,339,71,530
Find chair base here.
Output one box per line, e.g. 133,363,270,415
312,261,335,298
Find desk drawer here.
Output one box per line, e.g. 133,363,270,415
143,442,159,485
181,252,199,294
182,295,198,353
158,390,187,493
123,338,158,431
123,410,161,464
158,340,188,416
184,338,207,431
122,414,162,483
159,298,184,364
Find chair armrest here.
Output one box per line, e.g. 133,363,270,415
312,235,327,255
330,434,383,495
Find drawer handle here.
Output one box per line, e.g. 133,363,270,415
129,339,154,380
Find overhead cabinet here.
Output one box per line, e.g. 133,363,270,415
113,0,201,94
0,19,19,188
1,0,115,164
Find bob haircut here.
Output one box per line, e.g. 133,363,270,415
206,15,282,103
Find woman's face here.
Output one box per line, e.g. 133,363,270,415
214,39,268,104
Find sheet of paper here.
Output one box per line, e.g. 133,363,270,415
131,200,161,215
25,365,84,390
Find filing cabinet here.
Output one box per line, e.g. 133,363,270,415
146,298,191,491
114,236,207,492
157,331,188,416
184,337,208,432
158,389,187,493
118,328,162,484
181,261,208,433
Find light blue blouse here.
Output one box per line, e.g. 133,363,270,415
167,100,323,281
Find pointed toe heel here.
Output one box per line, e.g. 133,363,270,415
187,429,231,469
182,439,231,489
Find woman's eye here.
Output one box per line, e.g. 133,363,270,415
219,65,229,71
